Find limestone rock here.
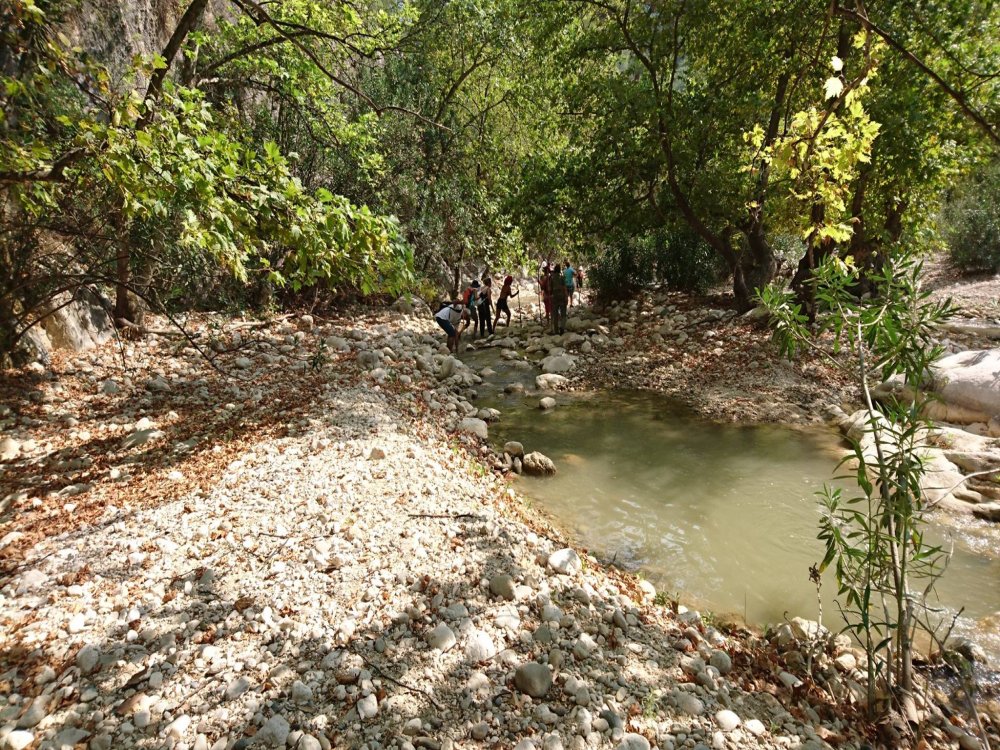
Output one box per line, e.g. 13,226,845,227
426,622,457,651
254,715,290,747
535,373,569,390
514,662,552,698
522,451,556,476
503,441,524,457
547,548,582,575
458,418,488,440
541,354,575,374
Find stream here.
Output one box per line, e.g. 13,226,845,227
467,346,1000,668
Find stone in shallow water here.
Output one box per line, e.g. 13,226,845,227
523,451,556,476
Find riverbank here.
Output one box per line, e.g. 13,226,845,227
0,303,994,749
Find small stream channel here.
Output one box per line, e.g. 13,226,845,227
466,346,1000,668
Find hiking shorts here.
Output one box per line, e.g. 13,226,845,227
436,317,457,337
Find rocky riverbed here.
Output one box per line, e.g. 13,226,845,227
0,301,996,750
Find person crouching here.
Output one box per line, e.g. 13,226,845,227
434,300,466,353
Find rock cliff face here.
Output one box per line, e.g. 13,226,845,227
65,0,183,76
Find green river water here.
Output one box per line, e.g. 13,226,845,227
469,349,1000,666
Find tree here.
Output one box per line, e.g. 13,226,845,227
0,0,414,362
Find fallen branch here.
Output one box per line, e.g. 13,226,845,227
357,652,442,710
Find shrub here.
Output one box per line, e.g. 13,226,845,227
941,161,1000,272
588,227,725,302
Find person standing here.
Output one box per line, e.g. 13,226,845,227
550,264,568,335
477,276,494,337
462,280,480,337
493,275,518,329
539,262,552,323
564,262,576,307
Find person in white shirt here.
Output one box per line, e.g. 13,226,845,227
434,301,466,353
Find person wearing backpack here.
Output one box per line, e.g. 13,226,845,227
462,280,480,336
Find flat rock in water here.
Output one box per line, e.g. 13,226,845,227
539,396,557,410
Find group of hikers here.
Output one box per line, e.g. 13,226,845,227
434,262,583,352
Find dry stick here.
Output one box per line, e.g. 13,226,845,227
407,513,482,520
357,652,442,710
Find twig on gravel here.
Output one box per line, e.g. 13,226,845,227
357,652,443,710
1,548,59,578
407,513,484,520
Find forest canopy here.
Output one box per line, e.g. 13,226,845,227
1,0,998,360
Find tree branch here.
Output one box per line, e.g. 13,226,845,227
833,0,1000,147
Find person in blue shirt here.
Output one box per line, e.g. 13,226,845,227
563,262,576,307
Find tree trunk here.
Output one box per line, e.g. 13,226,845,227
114,241,137,325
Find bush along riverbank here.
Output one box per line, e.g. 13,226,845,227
0,300,994,750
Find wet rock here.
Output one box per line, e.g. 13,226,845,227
504,441,524,457
539,397,557,410
535,374,569,390
514,662,552,698
522,451,556,476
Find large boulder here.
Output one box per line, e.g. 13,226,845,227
522,451,556,476
11,288,113,366
876,349,1000,429
391,294,430,316
458,418,488,440
541,354,575,374
535,374,569,391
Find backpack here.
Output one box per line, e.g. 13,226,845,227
462,287,475,306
